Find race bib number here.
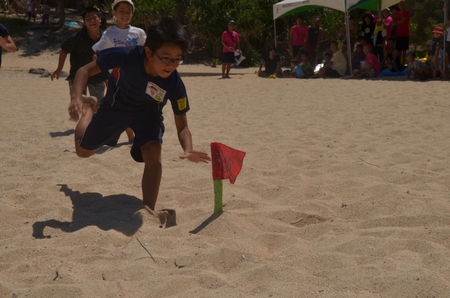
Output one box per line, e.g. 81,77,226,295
145,82,166,102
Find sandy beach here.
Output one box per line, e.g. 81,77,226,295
1,45,450,297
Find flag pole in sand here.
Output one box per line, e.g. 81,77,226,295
211,142,246,214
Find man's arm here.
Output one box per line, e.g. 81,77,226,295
0,35,16,52
51,50,68,80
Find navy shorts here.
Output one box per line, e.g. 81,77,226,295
222,52,235,63
395,37,409,51
79,100,165,163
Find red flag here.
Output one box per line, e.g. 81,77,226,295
211,142,246,184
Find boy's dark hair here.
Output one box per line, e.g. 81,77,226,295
82,6,99,19
324,52,332,59
269,46,278,53
145,17,189,53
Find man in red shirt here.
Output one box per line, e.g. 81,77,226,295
221,20,241,79
393,0,410,65
290,15,308,60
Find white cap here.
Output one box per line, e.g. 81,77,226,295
112,0,135,13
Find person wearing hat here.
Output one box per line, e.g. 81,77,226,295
393,0,410,65
221,20,241,79
92,0,146,145
93,0,146,51
406,51,432,80
429,27,446,80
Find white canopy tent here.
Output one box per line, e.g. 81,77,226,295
272,0,393,75
348,0,400,11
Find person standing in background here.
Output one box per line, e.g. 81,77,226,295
289,15,308,60
50,7,109,107
382,8,393,46
0,23,17,68
27,0,36,23
304,16,323,68
221,20,241,79
92,0,147,145
393,0,410,66
41,1,50,26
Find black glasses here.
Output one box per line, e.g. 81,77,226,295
154,52,183,65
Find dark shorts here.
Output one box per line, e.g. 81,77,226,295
222,52,235,63
395,36,409,51
292,45,301,58
79,100,165,163
325,68,342,78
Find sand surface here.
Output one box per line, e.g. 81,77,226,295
1,45,450,298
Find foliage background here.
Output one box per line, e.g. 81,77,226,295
1,0,447,65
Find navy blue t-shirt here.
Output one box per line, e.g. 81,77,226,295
96,46,189,115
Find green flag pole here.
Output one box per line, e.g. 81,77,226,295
213,180,223,214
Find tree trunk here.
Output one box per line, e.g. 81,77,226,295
57,1,65,27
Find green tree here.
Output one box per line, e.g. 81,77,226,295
409,0,445,52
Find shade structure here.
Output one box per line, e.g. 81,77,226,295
273,0,362,20
349,0,400,11
272,0,362,75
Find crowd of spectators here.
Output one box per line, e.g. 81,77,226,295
259,0,448,81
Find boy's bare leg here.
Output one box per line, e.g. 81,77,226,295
74,95,98,158
140,140,176,226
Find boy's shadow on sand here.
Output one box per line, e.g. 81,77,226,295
32,184,144,239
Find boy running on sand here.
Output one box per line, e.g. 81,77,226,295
51,7,109,105
69,17,211,226
92,0,147,145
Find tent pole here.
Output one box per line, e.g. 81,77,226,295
345,11,353,76
444,0,448,71
274,20,277,48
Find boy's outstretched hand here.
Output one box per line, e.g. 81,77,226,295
180,151,211,163
68,96,97,122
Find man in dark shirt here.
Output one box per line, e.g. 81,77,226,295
50,7,109,106
258,47,281,77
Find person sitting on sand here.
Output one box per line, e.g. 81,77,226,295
382,38,404,72
67,17,211,227
312,41,346,78
352,43,366,72
406,51,432,80
312,52,332,78
299,52,314,78
353,43,380,78
258,47,282,78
